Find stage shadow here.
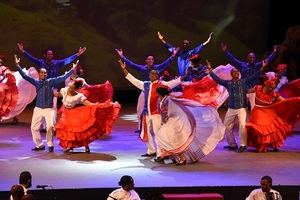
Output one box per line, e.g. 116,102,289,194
34,152,117,162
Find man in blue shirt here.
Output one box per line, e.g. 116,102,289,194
14,55,76,152
157,31,213,78
207,60,268,153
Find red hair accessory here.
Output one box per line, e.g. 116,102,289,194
189,54,201,61
276,64,287,73
264,72,278,86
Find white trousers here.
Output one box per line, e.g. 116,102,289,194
136,91,145,129
223,108,247,147
246,93,256,110
142,114,162,156
31,107,55,147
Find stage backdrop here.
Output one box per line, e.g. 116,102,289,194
0,0,271,90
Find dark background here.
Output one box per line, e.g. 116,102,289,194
0,0,299,92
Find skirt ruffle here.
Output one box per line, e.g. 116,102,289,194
0,74,18,119
246,97,300,152
55,100,121,148
278,79,300,98
78,80,113,103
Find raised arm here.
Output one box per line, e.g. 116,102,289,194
202,32,213,46
14,55,37,85
221,42,244,70
118,60,144,90
244,60,268,86
155,48,178,72
51,60,77,86
17,43,42,67
207,60,228,86
257,45,279,67
157,32,174,53
55,47,86,68
115,49,146,72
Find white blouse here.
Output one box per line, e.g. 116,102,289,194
60,87,87,109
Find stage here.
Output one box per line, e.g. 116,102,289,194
1,104,300,199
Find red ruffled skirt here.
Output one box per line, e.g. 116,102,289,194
0,74,18,119
246,97,300,152
180,77,221,107
278,79,300,98
78,81,113,103
55,100,121,148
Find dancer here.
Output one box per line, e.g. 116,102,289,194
118,60,186,158
55,80,120,153
17,43,86,111
221,42,278,109
155,85,225,165
14,55,75,152
158,31,213,77
208,60,268,153
115,48,178,132
277,63,300,98
246,72,300,152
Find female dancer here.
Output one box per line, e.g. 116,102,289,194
246,72,300,152
55,80,120,153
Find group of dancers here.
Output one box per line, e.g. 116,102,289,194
1,31,300,165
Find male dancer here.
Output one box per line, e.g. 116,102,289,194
157,31,213,78
118,60,187,158
14,55,76,152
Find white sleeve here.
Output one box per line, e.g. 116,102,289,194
78,93,87,104
60,87,68,98
163,77,181,89
125,73,144,90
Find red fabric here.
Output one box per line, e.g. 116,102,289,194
55,100,120,148
0,73,18,119
78,80,113,103
246,97,300,152
149,82,160,115
162,193,223,200
254,85,279,106
180,77,219,107
278,79,300,98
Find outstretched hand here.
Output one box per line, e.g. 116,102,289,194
14,55,20,65
77,47,87,56
205,60,212,73
17,43,25,53
220,42,227,52
118,59,126,69
72,60,79,69
157,31,164,40
203,32,214,45
115,49,123,57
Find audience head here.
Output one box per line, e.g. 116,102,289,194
19,171,32,189
260,175,272,192
10,184,24,200
118,175,135,191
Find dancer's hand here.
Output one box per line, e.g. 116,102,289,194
158,31,164,40
118,59,126,69
203,32,213,45
77,47,87,56
14,55,20,65
72,60,79,69
172,47,180,57
17,43,25,53
206,60,212,73
220,42,227,52
115,49,123,57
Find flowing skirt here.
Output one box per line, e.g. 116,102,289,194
78,80,113,103
278,79,300,98
246,97,300,152
157,98,225,162
55,100,121,148
0,73,18,119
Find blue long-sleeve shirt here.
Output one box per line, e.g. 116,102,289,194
23,51,77,78
164,42,205,77
210,70,261,109
225,50,277,86
16,64,74,108
121,55,175,81
187,65,208,81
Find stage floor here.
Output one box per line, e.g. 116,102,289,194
1,104,300,191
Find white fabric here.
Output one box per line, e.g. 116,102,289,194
60,87,87,109
107,187,141,200
246,188,282,200
275,76,288,92
2,67,38,120
31,107,55,147
157,97,225,161
223,108,247,146
247,92,256,110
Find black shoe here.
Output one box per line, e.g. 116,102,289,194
176,159,187,166
236,146,247,153
32,146,45,151
64,148,73,153
85,146,90,153
48,146,54,152
273,147,279,152
141,153,156,157
39,129,47,133
134,130,140,133
223,145,238,151
154,157,165,163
